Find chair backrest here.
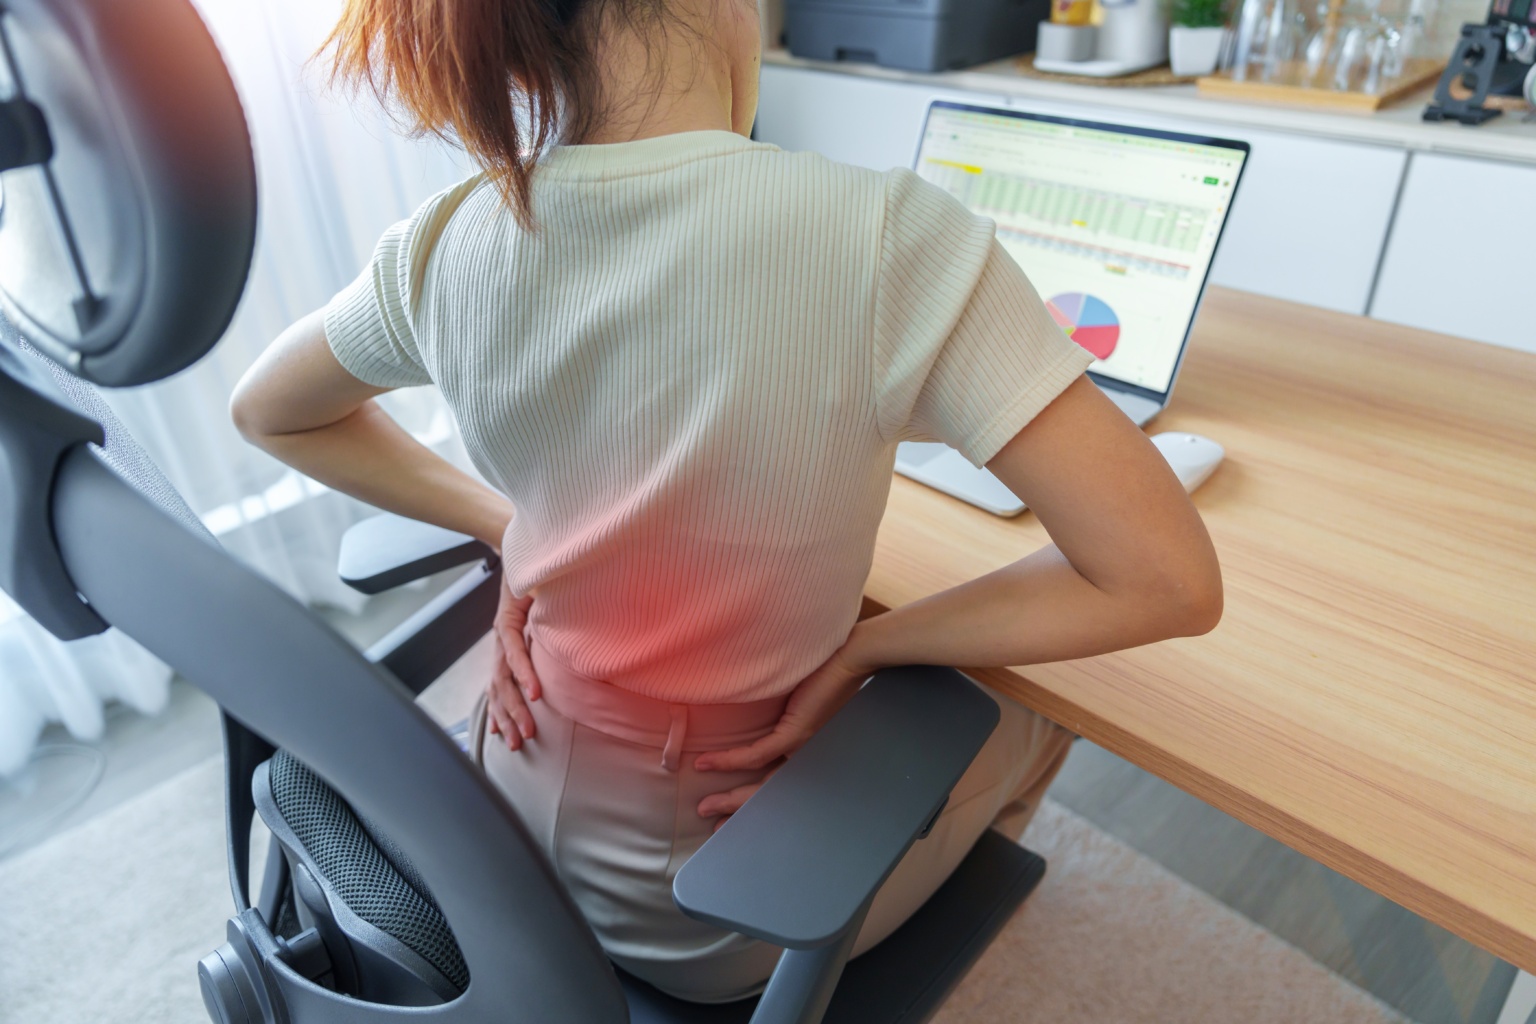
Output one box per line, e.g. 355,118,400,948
0,1,632,1019
33,354,631,1022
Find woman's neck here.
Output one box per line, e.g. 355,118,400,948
581,0,760,144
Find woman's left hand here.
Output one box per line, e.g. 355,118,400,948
692,640,873,829
486,580,542,750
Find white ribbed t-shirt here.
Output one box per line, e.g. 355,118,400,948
325,130,1093,704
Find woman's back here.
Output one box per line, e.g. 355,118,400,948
324,130,1090,703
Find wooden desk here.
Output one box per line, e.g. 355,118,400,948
866,288,1536,971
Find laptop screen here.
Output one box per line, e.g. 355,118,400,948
914,102,1248,398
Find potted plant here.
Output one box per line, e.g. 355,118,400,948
1168,0,1227,76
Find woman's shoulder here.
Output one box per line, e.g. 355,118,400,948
414,173,497,240
745,148,984,232
744,144,905,196
725,146,988,253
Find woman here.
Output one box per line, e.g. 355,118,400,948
231,0,1222,1002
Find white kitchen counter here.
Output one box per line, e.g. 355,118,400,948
762,48,1536,166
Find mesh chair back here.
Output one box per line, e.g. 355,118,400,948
10,327,213,543
266,749,470,994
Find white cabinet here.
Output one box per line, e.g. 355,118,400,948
756,65,1004,171
1370,153,1536,354
1204,132,1404,316
756,65,1407,315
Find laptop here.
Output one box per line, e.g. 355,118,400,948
895,101,1250,516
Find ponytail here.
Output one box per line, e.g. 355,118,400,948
325,0,600,226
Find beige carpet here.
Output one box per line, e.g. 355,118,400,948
935,803,1409,1023
0,759,1408,1024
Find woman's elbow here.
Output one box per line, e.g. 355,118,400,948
1122,556,1222,641
228,383,267,446
1162,561,1224,638
1177,571,1224,636
228,374,288,450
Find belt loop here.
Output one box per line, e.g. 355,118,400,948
661,705,688,772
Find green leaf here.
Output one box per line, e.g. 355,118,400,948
1168,0,1229,28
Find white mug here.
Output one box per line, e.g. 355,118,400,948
1037,21,1099,62
1097,0,1169,65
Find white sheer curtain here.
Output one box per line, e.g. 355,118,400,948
0,0,477,775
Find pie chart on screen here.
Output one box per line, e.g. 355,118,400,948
1047,292,1120,360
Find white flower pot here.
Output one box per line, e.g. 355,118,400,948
1169,25,1225,76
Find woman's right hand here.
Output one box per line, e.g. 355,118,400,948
486,581,542,750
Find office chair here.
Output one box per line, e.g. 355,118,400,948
0,1,1049,1021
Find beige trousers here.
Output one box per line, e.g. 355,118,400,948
471,636,1073,1004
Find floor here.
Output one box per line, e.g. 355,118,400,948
1,590,1520,1024
0,677,222,858
1049,740,1518,1024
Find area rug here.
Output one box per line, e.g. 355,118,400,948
0,759,1408,1023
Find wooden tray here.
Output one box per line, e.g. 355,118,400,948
1197,57,1445,111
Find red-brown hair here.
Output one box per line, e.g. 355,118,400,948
324,0,617,225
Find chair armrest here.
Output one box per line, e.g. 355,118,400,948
365,561,501,695
338,512,493,594
672,665,999,950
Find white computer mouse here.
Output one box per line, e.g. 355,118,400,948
1150,432,1225,492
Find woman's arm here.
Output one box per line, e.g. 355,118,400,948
843,375,1222,672
694,376,1222,813
229,310,514,550
233,310,542,746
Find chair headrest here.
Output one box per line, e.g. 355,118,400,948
0,0,255,387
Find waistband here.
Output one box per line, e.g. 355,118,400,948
528,635,787,771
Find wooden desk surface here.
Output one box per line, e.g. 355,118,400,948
867,288,1536,971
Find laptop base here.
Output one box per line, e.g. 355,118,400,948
1103,387,1161,428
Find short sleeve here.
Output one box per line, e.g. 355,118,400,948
323,176,480,389
873,171,1094,466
